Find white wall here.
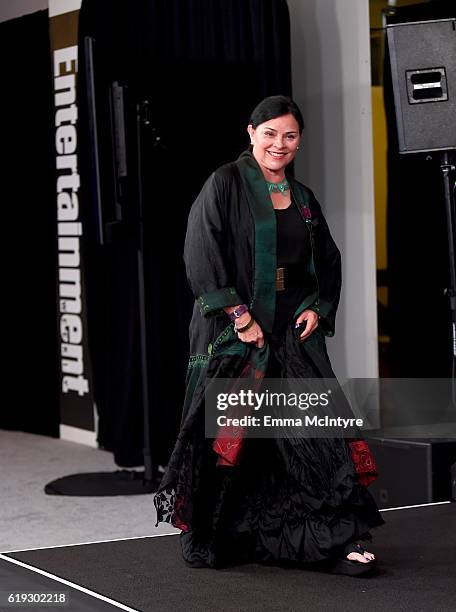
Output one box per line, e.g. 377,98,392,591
0,0,47,23
288,0,378,379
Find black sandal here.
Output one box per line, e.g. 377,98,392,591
326,541,377,576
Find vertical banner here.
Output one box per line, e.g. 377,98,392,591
49,0,96,446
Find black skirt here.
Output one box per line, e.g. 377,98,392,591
178,322,385,569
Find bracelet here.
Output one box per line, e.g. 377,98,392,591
234,316,254,334
228,304,249,321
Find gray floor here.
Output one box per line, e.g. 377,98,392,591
0,430,179,553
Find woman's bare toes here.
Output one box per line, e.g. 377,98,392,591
347,552,370,563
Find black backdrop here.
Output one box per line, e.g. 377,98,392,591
77,0,292,467
1,10,58,437
385,0,455,378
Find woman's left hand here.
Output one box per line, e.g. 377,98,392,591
295,309,319,341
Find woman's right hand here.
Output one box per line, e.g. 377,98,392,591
236,318,265,348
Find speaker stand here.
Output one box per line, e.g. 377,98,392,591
440,151,456,394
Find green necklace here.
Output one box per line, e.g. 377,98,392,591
266,178,289,194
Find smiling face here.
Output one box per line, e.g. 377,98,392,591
247,113,301,179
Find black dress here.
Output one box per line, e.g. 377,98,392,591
273,201,314,334
179,200,384,568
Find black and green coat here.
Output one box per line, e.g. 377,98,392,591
186,149,340,354
154,149,344,531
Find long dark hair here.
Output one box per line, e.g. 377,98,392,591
248,95,304,134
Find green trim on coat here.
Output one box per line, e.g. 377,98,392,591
236,153,276,334
197,287,243,317
188,354,211,368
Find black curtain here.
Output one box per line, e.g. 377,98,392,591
385,0,455,378
78,0,292,467
0,11,58,436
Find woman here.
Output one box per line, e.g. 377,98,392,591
154,95,384,575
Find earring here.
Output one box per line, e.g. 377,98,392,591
296,146,300,150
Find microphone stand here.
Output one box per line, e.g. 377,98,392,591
45,41,161,495
136,99,154,486
440,151,456,398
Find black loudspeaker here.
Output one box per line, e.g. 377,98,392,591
366,437,456,509
387,18,456,153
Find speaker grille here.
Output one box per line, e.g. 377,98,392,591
387,19,456,153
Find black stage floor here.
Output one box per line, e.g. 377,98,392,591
0,557,121,611
3,503,456,612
